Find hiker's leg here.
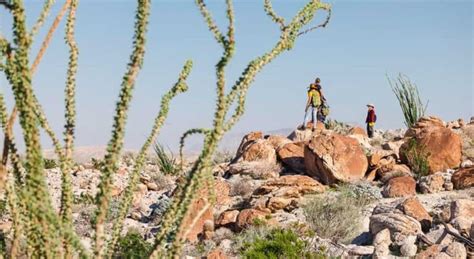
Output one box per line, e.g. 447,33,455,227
367,124,374,138
302,109,310,129
311,107,317,129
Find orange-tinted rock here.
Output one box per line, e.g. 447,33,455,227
349,126,368,137
255,175,325,197
419,173,445,194
277,143,305,173
235,209,269,231
180,196,213,242
235,131,263,160
369,152,383,167
267,197,293,212
451,166,474,189
215,180,231,206
266,135,292,150
397,197,432,231
382,176,416,198
415,245,442,259
401,116,462,173
216,210,239,226
304,131,368,184
206,248,227,259
241,139,277,163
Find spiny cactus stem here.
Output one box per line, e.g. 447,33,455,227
30,0,56,38
264,0,286,30
179,128,210,171
105,60,192,257
93,0,151,256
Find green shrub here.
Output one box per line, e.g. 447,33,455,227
153,142,178,175
91,157,105,170
402,138,430,177
73,193,95,205
113,229,152,259
241,228,326,259
43,158,58,169
304,191,369,244
388,73,428,128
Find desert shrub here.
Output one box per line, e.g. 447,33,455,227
113,229,152,259
241,228,327,259
212,149,233,165
43,158,58,169
336,182,382,203
324,119,351,134
303,191,368,243
153,142,178,175
388,73,428,128
402,138,430,177
230,177,257,197
150,171,174,192
91,157,105,170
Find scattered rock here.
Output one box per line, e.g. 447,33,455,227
304,131,368,184
443,241,467,259
228,161,280,179
397,197,432,231
401,116,462,174
382,176,416,198
216,210,239,227
206,248,227,259
425,225,455,247
234,131,263,160
266,135,292,150
419,173,446,194
277,142,305,173
399,235,417,257
370,213,422,237
349,126,367,137
450,199,474,234
146,182,159,191
254,175,325,198
372,228,391,258
235,209,269,231
451,166,474,189
415,244,444,259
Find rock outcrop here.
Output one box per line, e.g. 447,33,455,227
400,116,462,174
304,131,368,184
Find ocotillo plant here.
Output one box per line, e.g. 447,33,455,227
388,73,428,128
0,0,331,258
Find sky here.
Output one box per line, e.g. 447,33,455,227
0,0,473,152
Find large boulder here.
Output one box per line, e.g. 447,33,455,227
266,135,292,150
400,116,462,174
239,139,276,164
451,166,474,189
277,142,305,173
234,131,263,161
381,176,416,198
304,131,368,184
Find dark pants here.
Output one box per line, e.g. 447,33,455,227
367,124,374,138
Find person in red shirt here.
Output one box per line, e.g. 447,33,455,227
365,104,376,138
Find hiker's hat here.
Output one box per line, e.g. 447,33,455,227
367,103,375,108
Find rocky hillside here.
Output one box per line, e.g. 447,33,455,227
2,116,472,258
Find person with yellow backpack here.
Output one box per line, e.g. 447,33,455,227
366,103,377,138
302,77,326,130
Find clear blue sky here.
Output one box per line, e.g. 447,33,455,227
1,0,473,151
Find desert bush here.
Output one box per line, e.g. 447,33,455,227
91,157,105,170
212,149,233,165
303,191,368,243
113,229,152,259
388,73,428,128
150,171,174,192
402,138,430,177
0,0,331,257
153,142,178,175
43,158,58,169
229,177,258,197
73,192,95,205
324,119,351,134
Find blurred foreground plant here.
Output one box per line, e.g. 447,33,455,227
0,0,331,257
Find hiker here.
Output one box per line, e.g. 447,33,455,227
365,103,377,138
302,77,325,130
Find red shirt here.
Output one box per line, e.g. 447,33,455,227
366,110,376,123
